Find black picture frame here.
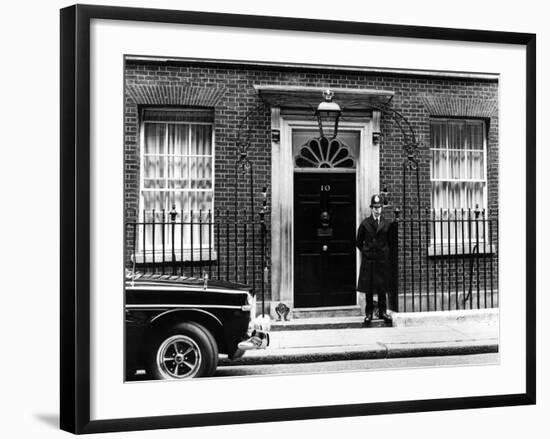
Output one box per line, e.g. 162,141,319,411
60,4,536,434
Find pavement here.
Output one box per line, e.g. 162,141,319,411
220,309,499,366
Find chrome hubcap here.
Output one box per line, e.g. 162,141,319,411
156,335,201,379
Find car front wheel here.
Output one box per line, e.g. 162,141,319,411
149,322,218,380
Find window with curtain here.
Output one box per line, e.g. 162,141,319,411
139,108,214,254
430,118,487,243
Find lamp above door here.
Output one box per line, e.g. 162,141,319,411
315,89,342,139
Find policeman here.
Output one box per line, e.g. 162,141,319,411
356,194,393,325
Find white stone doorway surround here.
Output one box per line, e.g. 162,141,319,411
270,116,377,317
255,86,393,318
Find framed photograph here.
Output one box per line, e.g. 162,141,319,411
60,4,536,434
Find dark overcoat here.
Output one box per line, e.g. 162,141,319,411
356,215,392,294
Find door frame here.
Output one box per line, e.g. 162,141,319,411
270,109,380,314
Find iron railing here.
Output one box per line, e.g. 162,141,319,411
127,207,498,314
127,209,268,294
390,208,498,312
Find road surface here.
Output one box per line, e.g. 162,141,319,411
214,353,498,377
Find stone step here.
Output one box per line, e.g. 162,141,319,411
289,305,364,319
270,315,391,331
392,308,499,327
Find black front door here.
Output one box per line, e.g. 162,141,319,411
294,172,356,307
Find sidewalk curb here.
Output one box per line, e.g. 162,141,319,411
220,341,499,366
384,340,499,358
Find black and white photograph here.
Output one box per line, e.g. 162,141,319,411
2,0,547,436
51,2,538,435
123,56,500,381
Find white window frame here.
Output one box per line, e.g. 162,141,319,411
429,118,494,255
136,108,216,262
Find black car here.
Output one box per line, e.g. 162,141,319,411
125,273,258,380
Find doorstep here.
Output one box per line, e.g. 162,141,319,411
269,308,498,330
270,315,391,331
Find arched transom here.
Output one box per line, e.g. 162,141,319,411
294,136,356,169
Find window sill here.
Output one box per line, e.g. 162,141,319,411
132,249,218,263
428,243,496,257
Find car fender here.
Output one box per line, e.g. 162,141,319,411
149,308,226,352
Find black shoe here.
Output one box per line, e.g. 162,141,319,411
363,314,373,326
379,312,392,324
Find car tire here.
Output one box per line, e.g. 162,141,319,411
149,322,218,380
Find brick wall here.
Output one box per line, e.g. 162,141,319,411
124,59,499,308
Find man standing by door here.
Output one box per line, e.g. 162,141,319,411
356,194,393,326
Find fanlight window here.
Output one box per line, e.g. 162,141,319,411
295,137,356,169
